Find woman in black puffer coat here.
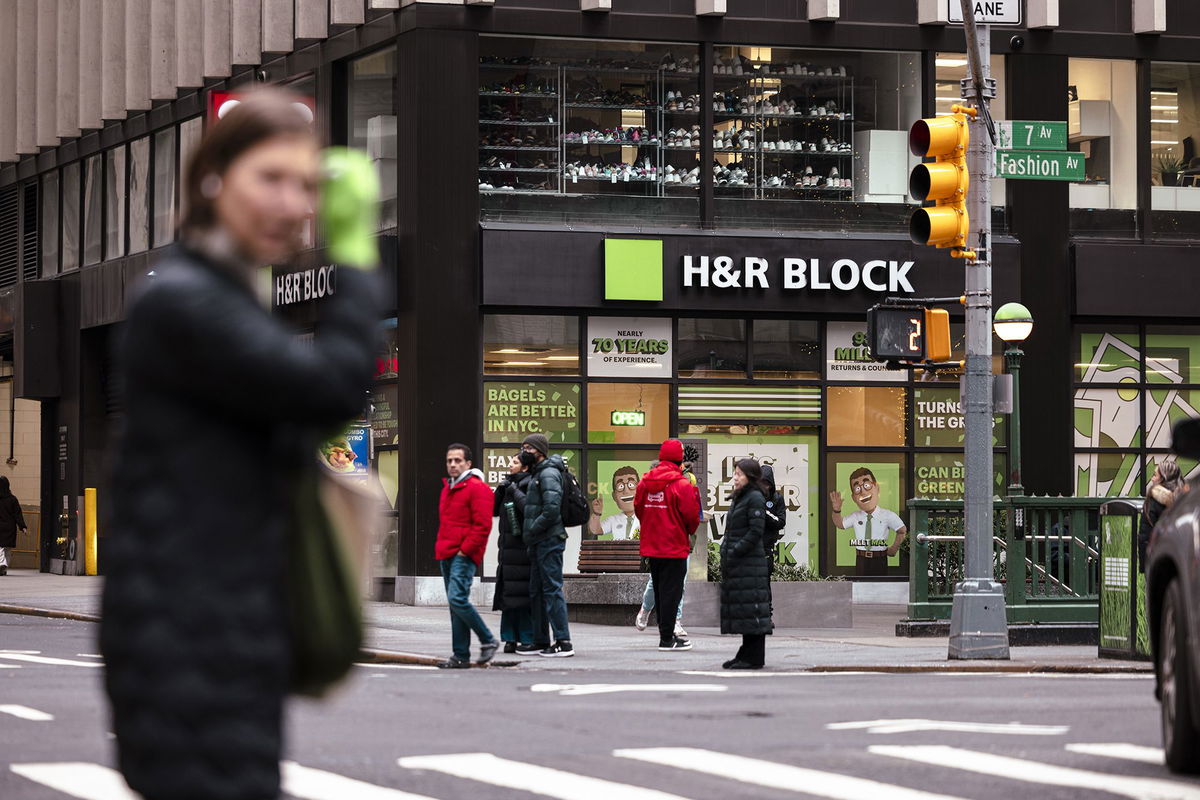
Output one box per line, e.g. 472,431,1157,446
493,452,536,652
720,458,774,670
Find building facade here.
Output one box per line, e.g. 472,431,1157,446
1,0,1199,588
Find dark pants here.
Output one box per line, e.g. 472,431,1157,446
647,557,688,644
500,608,534,645
735,633,766,667
856,550,888,577
529,536,571,645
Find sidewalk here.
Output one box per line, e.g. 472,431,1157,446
0,569,1150,673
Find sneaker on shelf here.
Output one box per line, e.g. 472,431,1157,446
674,621,689,638
516,643,545,656
436,657,470,670
635,607,651,631
539,640,575,658
477,641,499,665
659,637,693,651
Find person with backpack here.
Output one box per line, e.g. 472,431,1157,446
761,464,787,577
521,433,577,657
635,441,702,652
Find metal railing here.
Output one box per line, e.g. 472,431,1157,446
908,496,1113,624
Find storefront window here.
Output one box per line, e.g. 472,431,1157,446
1075,389,1143,449
1067,59,1137,234
178,117,203,230
914,452,1006,500
678,318,746,377
586,382,669,444
105,147,126,260
1146,328,1200,385
348,47,396,231
41,171,58,277
153,127,176,247
753,320,818,379
825,451,907,577
479,36,700,227
82,154,102,266
1075,327,1140,383
128,136,150,254
679,385,821,423
913,385,1005,447
936,53,1007,216
825,320,908,382
827,386,906,447
585,449,658,540
62,163,79,271
1145,389,1200,449
587,316,672,379
484,315,579,376
483,381,581,444
1076,451,1141,498
1151,63,1200,237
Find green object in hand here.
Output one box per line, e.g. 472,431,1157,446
320,147,380,270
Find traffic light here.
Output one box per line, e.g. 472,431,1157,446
908,109,971,252
867,305,952,364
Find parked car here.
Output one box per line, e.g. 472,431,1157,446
1146,417,1200,773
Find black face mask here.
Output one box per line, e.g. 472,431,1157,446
518,451,539,468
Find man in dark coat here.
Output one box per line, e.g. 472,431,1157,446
761,464,787,577
521,433,574,658
493,452,537,653
0,476,26,576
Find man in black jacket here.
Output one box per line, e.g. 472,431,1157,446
761,464,787,577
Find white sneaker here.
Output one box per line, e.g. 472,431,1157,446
674,621,689,638
635,607,650,631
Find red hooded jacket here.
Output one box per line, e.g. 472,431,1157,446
634,462,702,559
435,469,493,568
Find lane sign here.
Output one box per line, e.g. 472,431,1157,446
949,0,1022,25
997,121,1068,152
995,150,1086,182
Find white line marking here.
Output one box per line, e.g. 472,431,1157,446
10,763,138,800
0,704,54,721
398,752,691,800
0,653,104,668
282,761,438,800
530,683,727,696
679,670,872,678
828,718,1069,736
76,653,103,659
871,745,1200,800
614,747,967,800
0,664,18,669
353,663,437,671
1066,743,1165,765
0,649,40,654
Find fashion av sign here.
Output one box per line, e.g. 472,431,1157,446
682,255,915,293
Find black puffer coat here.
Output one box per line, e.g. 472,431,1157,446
720,486,774,635
493,471,533,612
100,245,378,800
0,478,26,549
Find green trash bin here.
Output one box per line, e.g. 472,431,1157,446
1098,499,1150,660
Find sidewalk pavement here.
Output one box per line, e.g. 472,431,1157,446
0,569,1151,673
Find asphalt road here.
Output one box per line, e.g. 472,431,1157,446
2,613,1197,800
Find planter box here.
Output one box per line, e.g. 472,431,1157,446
683,580,852,628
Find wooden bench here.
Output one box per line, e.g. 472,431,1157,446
577,540,643,574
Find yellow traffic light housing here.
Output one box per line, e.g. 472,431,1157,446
924,308,952,362
909,110,972,253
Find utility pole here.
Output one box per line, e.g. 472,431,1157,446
948,2,1010,660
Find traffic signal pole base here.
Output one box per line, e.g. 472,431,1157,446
947,580,1011,660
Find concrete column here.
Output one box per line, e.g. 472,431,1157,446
262,0,293,54
1133,0,1165,34
1028,0,1059,28
57,0,81,139
203,0,232,78
177,0,205,88
36,0,59,148
101,0,127,120
331,0,364,25
231,0,262,66
917,0,949,25
0,0,16,162
126,0,152,111
808,0,838,21
150,0,177,100
14,0,36,153
295,0,327,39
79,0,102,129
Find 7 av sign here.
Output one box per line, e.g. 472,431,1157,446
949,0,1022,25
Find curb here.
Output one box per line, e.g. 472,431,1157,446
807,664,1153,674
0,604,101,623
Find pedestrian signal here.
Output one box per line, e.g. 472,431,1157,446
867,306,953,364
909,110,972,253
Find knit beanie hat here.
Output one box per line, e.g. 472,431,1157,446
659,439,685,464
522,433,550,458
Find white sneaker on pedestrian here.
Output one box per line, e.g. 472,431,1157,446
674,621,688,638
635,607,650,631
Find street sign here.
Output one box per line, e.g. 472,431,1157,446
994,150,1086,181
949,0,1022,25
996,121,1068,152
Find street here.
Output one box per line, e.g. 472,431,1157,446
1,614,1196,800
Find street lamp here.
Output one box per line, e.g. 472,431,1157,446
993,302,1034,496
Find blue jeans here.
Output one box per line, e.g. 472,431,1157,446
641,574,684,620
439,555,495,661
529,537,571,644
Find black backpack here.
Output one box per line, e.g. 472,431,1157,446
559,464,589,529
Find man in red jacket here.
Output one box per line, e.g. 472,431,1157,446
435,443,498,669
635,439,702,652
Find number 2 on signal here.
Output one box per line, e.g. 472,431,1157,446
908,318,922,352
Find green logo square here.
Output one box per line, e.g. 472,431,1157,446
604,239,663,301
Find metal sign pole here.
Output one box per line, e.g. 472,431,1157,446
948,5,1010,660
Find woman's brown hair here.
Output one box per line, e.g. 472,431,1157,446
179,87,317,238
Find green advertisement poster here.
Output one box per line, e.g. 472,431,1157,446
913,453,1007,499
830,460,904,570
585,452,657,541
1100,514,1133,652
912,386,1005,448
483,381,581,443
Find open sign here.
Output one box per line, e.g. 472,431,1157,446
611,411,646,427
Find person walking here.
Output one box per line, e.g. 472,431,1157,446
0,477,27,576
100,89,381,800
635,440,701,651
720,458,774,669
1140,460,1186,570
493,451,538,653
761,464,787,577
435,444,499,669
521,433,575,657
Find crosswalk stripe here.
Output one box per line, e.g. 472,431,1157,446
398,752,691,800
0,653,104,668
871,745,1200,800
282,761,437,800
613,747,967,800
10,763,137,800
1065,743,1165,765
0,704,54,721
